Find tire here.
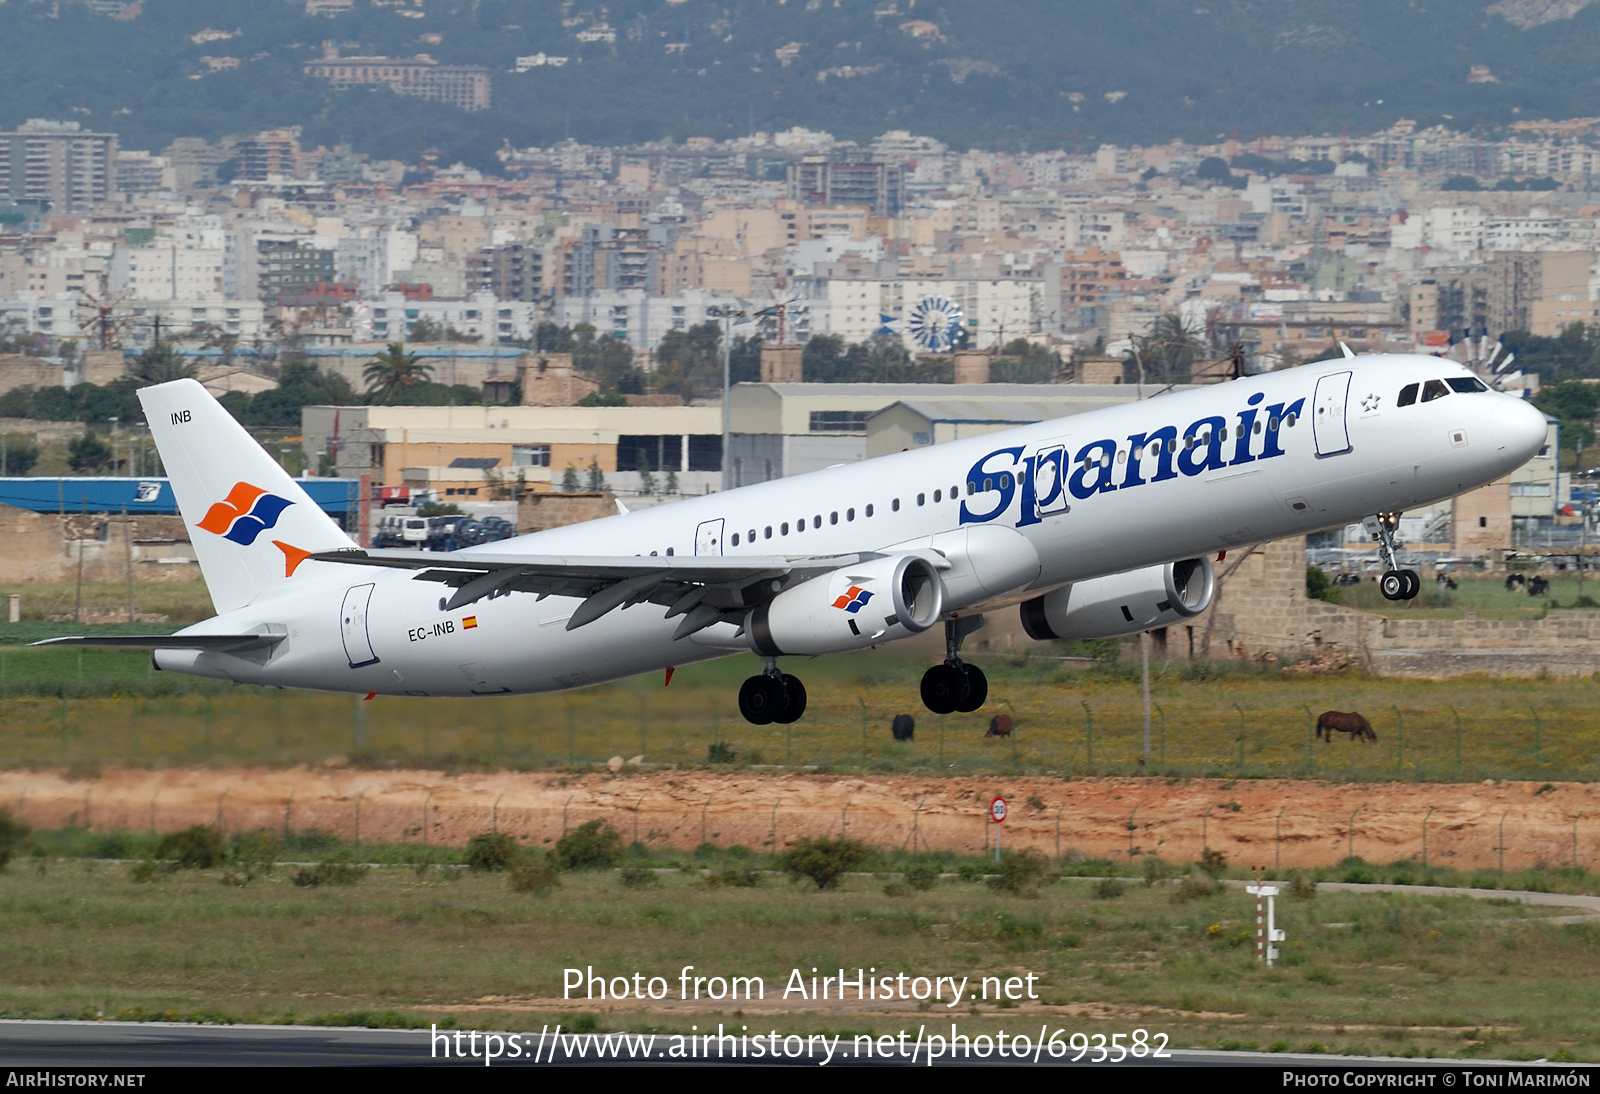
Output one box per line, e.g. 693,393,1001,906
773,674,807,724
738,674,784,725
1400,570,1421,600
1379,570,1406,601
955,664,988,712
920,663,967,715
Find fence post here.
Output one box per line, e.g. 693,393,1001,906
423,790,433,847
493,792,505,835
354,791,363,848
283,792,293,843
769,800,779,851
1347,808,1359,860
631,796,643,847
1275,806,1286,872
1055,802,1064,860
840,797,851,840
1574,812,1585,871
701,797,712,848
215,788,229,833
1155,703,1167,766
1234,703,1246,772
1303,702,1316,767
1127,804,1140,861
1423,805,1435,868
1202,804,1215,857
1499,810,1509,876
1079,700,1094,769
562,794,572,836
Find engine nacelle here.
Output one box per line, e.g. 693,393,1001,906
749,554,945,656
1019,557,1214,641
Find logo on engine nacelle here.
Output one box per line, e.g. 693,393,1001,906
831,586,874,614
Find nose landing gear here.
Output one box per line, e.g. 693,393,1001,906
738,659,807,725
920,615,989,715
1365,512,1420,601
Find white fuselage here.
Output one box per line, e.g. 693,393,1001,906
159,355,1548,697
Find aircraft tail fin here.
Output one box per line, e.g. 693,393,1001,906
138,378,357,614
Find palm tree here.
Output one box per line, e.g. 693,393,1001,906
132,343,196,386
1132,313,1204,385
363,343,432,403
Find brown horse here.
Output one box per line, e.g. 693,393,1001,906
1316,710,1377,743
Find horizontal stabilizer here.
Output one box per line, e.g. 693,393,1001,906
32,634,286,653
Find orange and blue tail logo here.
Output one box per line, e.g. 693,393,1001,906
831,585,873,614
196,482,293,545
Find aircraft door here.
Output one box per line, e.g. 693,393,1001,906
1312,371,1353,457
695,518,725,556
1031,443,1071,517
339,583,380,668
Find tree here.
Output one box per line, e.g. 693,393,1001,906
67,432,112,473
990,338,1061,383
0,434,38,475
585,459,608,493
561,465,581,492
1129,313,1204,384
652,321,723,399
363,343,433,404
132,343,195,386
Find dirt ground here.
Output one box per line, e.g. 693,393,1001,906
3,766,1598,871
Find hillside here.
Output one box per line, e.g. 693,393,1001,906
4,0,1600,166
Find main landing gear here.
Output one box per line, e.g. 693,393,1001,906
920,616,989,715
1365,512,1420,601
737,659,807,726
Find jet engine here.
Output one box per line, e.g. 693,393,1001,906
748,554,945,656
1019,557,1214,641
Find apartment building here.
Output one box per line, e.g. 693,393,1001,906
0,120,117,213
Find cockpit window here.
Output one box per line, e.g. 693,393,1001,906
1446,376,1489,393
1397,382,1419,407
1421,379,1451,403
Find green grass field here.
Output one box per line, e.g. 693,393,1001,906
1,631,1597,781
1,837,1597,1060
1327,570,1600,620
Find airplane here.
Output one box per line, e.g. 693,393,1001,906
37,353,1547,725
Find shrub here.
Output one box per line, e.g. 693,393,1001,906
1289,873,1318,900
129,859,167,883
707,742,736,763
883,881,910,897
0,808,30,870
706,866,762,889
157,825,225,869
778,837,868,890
229,831,280,873
955,862,986,883
509,856,562,894
904,862,940,891
292,862,366,887
986,850,1049,896
1175,873,1220,901
1093,877,1127,899
619,865,660,889
464,832,520,873
554,821,624,870
1142,857,1175,887
1197,849,1227,876
1338,856,1375,884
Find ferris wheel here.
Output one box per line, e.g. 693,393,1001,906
907,296,965,352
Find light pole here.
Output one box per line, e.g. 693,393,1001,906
707,303,749,492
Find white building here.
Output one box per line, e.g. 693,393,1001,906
551,289,727,352
799,276,1039,352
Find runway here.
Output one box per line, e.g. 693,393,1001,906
0,1020,1538,1067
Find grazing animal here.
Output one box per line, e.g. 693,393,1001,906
1505,572,1527,592
890,713,915,741
1316,710,1376,743
1528,574,1550,597
986,714,1013,738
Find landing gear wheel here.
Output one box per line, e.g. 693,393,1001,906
1401,569,1421,600
773,674,807,724
1380,570,1407,601
920,663,969,715
738,674,786,725
955,664,988,713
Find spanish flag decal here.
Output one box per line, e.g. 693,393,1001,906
462,616,478,629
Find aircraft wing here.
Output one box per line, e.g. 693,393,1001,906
307,548,873,636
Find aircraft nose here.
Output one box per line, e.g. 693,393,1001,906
1496,397,1549,470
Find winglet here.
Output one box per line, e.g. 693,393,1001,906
1339,341,1356,359
616,499,630,516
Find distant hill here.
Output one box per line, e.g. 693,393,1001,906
4,0,1600,168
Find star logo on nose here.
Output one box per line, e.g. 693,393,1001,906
1361,393,1381,412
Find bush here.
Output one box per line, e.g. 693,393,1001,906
129,859,168,883
1197,849,1227,876
227,831,280,882
987,850,1049,896
903,862,940,891
1175,873,1220,901
1093,877,1127,899
707,742,736,763
464,832,520,873
509,856,561,894
778,837,868,890
554,821,624,870
0,808,30,870
1289,872,1318,900
157,825,225,869
292,862,366,887
706,866,762,889
619,865,661,889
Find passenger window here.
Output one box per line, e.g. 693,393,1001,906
1397,382,1419,407
1285,412,1297,427
1447,376,1488,393
865,504,874,517
967,482,976,495
892,498,900,512
933,489,942,502
748,529,756,541
847,508,855,521
794,517,803,532
764,526,772,539
983,477,993,491
731,533,740,546
1421,379,1451,403
1000,473,1013,488
1253,420,1262,434
781,522,789,535
813,515,820,529
1268,417,1279,431
917,493,925,506
665,547,674,556
830,512,838,525
952,485,959,497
